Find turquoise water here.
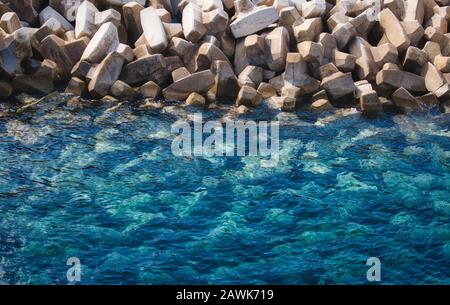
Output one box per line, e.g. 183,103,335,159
0,97,449,284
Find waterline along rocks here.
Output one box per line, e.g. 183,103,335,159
1,0,450,115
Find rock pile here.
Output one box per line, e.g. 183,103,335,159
1,0,450,114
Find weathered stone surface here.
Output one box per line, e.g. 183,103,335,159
392,87,421,113
65,37,90,63
13,74,54,94
163,22,183,39
234,104,249,114
265,26,289,72
355,80,382,115
421,62,445,93
302,0,326,18
202,8,229,35
263,69,276,81
424,26,450,52
319,63,339,79
218,31,235,58
0,1,12,15
120,54,168,86
403,46,428,73
111,80,136,99
133,44,151,59
162,54,183,73
273,0,290,13
384,0,405,20
123,1,144,44
71,60,93,79
331,50,356,72
172,67,191,82
88,52,124,97
349,37,378,81
0,12,21,34
233,39,249,75
49,0,76,22
138,81,161,99
230,0,279,38
423,41,441,62
434,55,450,73
371,43,398,69
376,69,426,93
278,6,301,42
0,81,13,97
155,7,171,23
86,64,98,82
298,41,323,63
268,95,296,111
195,42,231,71
317,32,337,59
141,7,168,53
104,0,146,5
269,74,284,93
65,77,87,96
244,34,266,66
401,20,424,47
75,0,98,39
29,19,59,55
283,52,318,93
168,37,197,72
418,92,440,108
257,82,276,99
311,99,334,112
39,6,74,32
404,0,424,24
34,59,58,81
211,60,240,100
41,34,74,77
378,8,410,52
185,92,206,106
238,65,263,88
182,2,207,42
116,43,134,62
293,17,322,43
426,14,447,34
280,83,302,100
95,9,121,28
205,87,217,104
327,11,349,31
434,4,450,19
312,89,328,102
166,54,185,72
199,0,224,12
162,70,215,100
235,85,262,107
202,35,220,49
81,22,119,63
321,72,356,100
434,83,450,100
9,0,38,24
350,8,377,40
332,22,356,50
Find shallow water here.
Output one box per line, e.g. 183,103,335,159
0,97,449,284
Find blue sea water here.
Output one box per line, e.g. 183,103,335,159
0,98,449,284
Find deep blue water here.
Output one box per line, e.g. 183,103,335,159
0,98,449,284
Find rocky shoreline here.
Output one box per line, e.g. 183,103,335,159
1,0,450,116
